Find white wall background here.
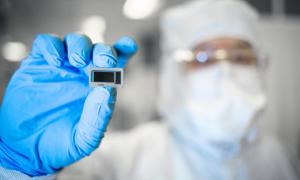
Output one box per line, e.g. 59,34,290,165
258,17,300,156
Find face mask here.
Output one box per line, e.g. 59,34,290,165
180,62,267,146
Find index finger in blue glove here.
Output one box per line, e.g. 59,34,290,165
31,34,67,67
113,36,138,68
92,36,137,68
64,33,93,68
92,43,118,68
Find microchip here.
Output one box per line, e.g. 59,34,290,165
89,68,123,87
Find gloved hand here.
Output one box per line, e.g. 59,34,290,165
0,33,137,176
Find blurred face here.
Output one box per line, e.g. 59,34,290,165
177,37,267,144
184,37,257,71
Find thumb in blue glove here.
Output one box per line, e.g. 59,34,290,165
75,36,138,155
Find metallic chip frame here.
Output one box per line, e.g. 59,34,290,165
89,68,123,87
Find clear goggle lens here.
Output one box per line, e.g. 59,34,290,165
173,48,259,68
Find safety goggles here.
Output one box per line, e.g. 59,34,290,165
173,48,266,69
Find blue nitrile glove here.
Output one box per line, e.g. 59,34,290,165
0,33,137,176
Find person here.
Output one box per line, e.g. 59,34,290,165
0,0,298,179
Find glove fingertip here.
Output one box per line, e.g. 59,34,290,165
69,53,89,68
32,34,66,67
65,33,93,68
93,44,117,68
114,36,138,57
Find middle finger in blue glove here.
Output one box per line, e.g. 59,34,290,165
65,33,93,68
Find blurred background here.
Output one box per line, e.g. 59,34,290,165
0,0,299,161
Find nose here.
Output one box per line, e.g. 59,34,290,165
215,61,232,79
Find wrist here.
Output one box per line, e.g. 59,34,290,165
0,166,57,179
0,140,27,175
0,139,51,177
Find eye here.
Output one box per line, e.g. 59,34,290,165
231,49,257,65
234,54,250,64
196,52,209,63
